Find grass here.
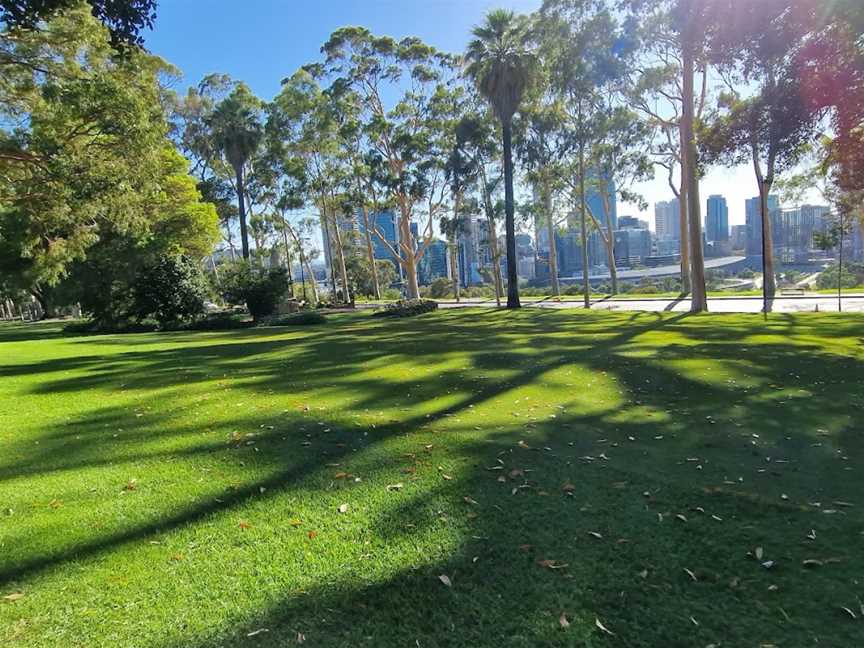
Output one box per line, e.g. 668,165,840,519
1,310,863,647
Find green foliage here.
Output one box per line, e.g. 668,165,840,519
346,256,397,298
816,262,864,290
428,277,452,299
373,298,438,318
130,256,209,327
221,262,290,321
184,311,253,331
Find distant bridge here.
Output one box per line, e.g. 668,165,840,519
558,256,749,285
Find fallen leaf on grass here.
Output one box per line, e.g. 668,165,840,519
123,479,137,491
49,499,62,509
289,518,302,527
334,472,351,480
296,631,306,643
247,628,269,637
587,531,603,539
2,592,24,602
337,503,349,514
307,531,317,539
562,482,575,493
538,559,569,570
559,613,570,629
438,574,452,587
676,514,688,522
802,559,824,567
386,483,404,491
595,618,615,636
442,474,452,481
239,520,252,530
463,496,479,505
684,568,697,581
840,607,857,619
755,546,764,560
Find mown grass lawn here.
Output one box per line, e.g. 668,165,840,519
1,310,863,647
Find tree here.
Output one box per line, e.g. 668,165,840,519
465,9,537,309
0,0,157,47
314,28,459,300
447,113,505,305
516,97,568,298
0,7,183,315
209,84,264,261
536,0,635,306
701,0,825,311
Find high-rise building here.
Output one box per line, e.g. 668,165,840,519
418,239,448,285
321,214,358,280
706,195,729,242
731,225,747,250
618,215,648,230
745,195,779,256
654,199,680,241
356,210,399,272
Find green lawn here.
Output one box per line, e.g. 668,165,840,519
1,310,863,647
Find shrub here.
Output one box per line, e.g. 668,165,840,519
269,311,328,326
220,262,290,322
428,277,452,299
184,311,253,331
131,255,208,327
373,298,438,318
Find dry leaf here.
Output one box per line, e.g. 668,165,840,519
442,474,452,480
538,559,569,570
562,482,575,493
840,607,858,619
588,531,603,539
297,631,306,643
684,568,697,581
438,574,452,587
2,592,24,602
638,569,648,579
802,559,824,567
334,472,350,479
247,629,269,637
123,479,137,491
289,518,302,527
49,499,62,509
595,618,615,636
559,613,570,629
463,496,479,505
307,530,317,539
239,520,252,530
337,503,349,513
676,514,688,522
755,546,764,560
509,469,524,479
386,483,404,491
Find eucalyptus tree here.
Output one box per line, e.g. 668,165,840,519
626,7,711,294
585,101,653,294
447,112,506,305
269,70,352,303
465,9,537,309
313,27,460,299
701,0,828,310
515,96,570,298
537,0,633,307
208,84,264,260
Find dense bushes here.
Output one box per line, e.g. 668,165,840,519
220,263,291,322
373,299,438,318
131,256,209,326
816,262,864,289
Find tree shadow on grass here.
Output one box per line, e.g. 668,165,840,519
1,310,863,646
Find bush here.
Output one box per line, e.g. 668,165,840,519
428,277,452,299
269,311,328,326
63,319,159,335
131,255,208,327
221,262,290,322
183,311,253,331
373,298,438,318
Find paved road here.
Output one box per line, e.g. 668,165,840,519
415,294,864,313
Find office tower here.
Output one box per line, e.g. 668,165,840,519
706,194,729,242
654,199,680,241
744,195,779,256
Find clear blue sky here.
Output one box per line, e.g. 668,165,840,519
145,0,539,102
144,0,804,232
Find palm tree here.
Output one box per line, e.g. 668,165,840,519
209,84,263,260
465,9,535,309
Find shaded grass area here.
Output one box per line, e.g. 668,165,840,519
1,310,863,647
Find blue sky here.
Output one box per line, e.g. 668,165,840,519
144,0,783,231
